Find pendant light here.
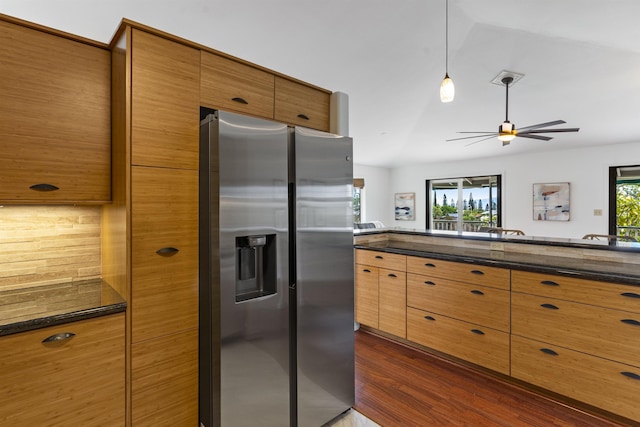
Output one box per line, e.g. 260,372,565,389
440,0,455,103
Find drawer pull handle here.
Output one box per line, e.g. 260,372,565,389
363,269,371,273
375,255,384,259
621,319,640,326
388,273,397,278
470,329,485,335
232,97,248,104
424,263,436,268
156,247,179,257
621,292,640,299
540,348,559,356
621,371,640,380
424,316,436,321
297,114,310,120
30,183,59,192
470,270,484,275
541,280,559,286
42,332,75,343
470,289,484,296
541,303,559,310
423,281,436,286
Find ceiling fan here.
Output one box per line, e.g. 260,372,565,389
447,76,580,146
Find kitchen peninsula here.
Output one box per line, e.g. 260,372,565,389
354,228,640,425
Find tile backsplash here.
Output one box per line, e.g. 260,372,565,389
0,205,102,290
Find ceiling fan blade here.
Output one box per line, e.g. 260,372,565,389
517,120,566,131
455,131,497,134
447,133,498,142
465,135,499,146
517,134,553,141
520,128,580,134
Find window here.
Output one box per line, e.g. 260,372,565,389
426,175,501,232
353,178,364,224
608,165,640,240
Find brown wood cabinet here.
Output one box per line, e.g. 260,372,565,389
200,51,275,118
0,314,125,426
355,250,407,338
0,19,111,204
275,76,331,132
107,25,200,426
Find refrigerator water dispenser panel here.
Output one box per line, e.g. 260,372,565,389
235,234,276,302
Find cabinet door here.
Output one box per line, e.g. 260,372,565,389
131,166,199,343
132,328,198,426
131,29,200,170
355,264,379,328
274,76,330,131
201,51,275,118
379,268,407,338
0,21,110,203
0,314,125,426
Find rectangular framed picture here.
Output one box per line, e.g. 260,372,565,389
533,182,570,221
395,192,415,220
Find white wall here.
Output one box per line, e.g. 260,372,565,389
353,164,393,226
388,141,640,239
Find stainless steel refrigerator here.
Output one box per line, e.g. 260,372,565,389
199,110,355,427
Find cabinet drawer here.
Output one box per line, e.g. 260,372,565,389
512,293,640,367
201,51,275,119
406,256,510,290
407,273,510,332
274,76,330,131
407,307,510,374
356,249,406,271
0,314,124,426
512,335,640,423
355,264,379,328
379,269,406,338
132,166,199,343
512,270,640,314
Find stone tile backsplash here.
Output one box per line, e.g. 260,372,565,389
0,205,102,290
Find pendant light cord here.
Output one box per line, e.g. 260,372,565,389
445,0,449,76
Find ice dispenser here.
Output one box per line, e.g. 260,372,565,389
235,234,276,302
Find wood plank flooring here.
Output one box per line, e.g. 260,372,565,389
354,330,630,427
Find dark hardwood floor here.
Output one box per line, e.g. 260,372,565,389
354,330,632,427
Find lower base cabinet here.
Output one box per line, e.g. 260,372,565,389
511,335,640,422
407,307,510,375
0,314,125,426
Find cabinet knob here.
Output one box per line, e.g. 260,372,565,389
297,114,310,120
363,269,371,273
540,280,559,286
620,319,640,327
388,273,397,278
156,247,180,257
470,270,484,275
375,255,383,259
424,315,436,321
42,332,75,344
540,303,559,310
470,289,485,296
30,183,60,192
232,97,248,104
470,329,485,335
424,263,436,268
423,281,436,286
621,292,640,299
621,371,640,380
540,348,559,356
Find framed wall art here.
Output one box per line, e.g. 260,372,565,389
533,182,570,221
395,192,415,221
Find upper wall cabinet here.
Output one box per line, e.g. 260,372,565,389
0,20,111,204
200,51,275,119
131,29,200,170
275,76,330,132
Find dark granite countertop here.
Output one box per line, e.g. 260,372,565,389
355,239,640,287
355,228,640,253
0,279,126,337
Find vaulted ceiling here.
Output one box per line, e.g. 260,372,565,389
4,0,640,167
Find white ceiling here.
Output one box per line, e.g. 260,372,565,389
3,0,640,168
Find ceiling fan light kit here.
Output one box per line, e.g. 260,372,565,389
440,0,455,103
446,72,580,146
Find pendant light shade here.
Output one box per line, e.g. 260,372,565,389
440,73,455,103
440,0,455,103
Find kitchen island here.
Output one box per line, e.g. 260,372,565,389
354,228,640,425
